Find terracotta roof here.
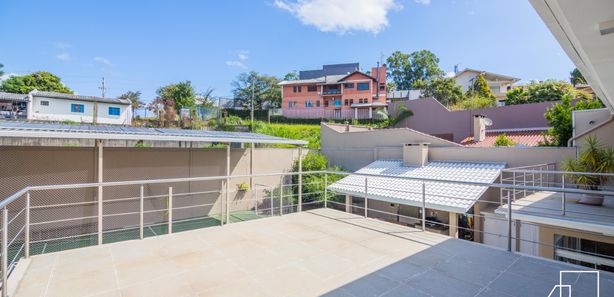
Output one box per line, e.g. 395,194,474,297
460,128,551,147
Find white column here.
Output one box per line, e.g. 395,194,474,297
225,144,230,224
354,108,358,119
96,140,103,245
368,107,373,119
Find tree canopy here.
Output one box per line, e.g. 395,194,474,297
118,91,144,117
419,77,465,107
231,71,281,109
386,50,443,90
505,80,590,105
0,63,4,77
156,81,196,109
569,68,587,87
544,94,604,146
0,71,73,94
468,74,495,100
283,71,299,81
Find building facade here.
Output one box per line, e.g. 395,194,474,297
454,68,520,106
26,90,132,125
279,63,387,119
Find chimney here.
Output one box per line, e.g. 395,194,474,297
403,143,429,167
473,115,486,142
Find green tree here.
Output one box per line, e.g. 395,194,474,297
118,91,144,118
386,50,443,90
544,94,604,146
451,95,496,110
570,68,587,87
231,71,281,109
505,80,590,106
494,134,515,147
291,152,342,204
156,81,196,109
504,87,528,105
0,63,4,77
283,71,299,81
0,71,73,94
467,74,495,99
420,77,465,106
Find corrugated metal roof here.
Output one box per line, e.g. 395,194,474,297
0,121,307,145
328,160,505,213
0,92,28,102
31,91,131,105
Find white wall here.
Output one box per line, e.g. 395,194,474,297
29,96,131,125
454,72,476,92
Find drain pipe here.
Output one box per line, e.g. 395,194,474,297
567,114,614,147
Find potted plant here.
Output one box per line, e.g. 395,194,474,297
562,136,614,205
236,182,249,192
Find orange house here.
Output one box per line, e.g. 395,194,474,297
279,63,387,119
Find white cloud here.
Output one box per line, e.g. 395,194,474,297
237,50,249,61
445,71,455,78
414,0,430,5
56,52,71,61
225,60,247,69
54,42,72,49
274,0,401,34
0,73,17,82
94,56,114,67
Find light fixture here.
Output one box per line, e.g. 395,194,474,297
599,20,614,36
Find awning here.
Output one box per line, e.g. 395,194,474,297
0,121,308,146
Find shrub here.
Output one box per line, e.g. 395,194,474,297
494,134,515,147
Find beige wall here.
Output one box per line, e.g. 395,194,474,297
538,223,614,260
573,108,614,151
0,146,303,238
429,147,576,168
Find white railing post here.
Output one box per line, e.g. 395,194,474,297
421,183,426,231
254,189,258,216
168,187,173,234
279,175,284,216
25,191,30,258
270,187,274,217
561,175,566,216
324,172,328,209
540,167,543,187
523,172,527,197
98,186,103,245
2,207,8,297
298,147,303,212
139,185,144,240
364,177,368,218
508,185,513,252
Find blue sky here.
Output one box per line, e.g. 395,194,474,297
0,0,573,103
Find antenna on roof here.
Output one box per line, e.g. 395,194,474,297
99,77,108,98
484,118,493,126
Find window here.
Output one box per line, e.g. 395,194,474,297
316,100,320,107
40,101,49,106
357,83,370,91
344,83,354,89
344,99,349,106
349,99,354,105
379,83,386,91
555,235,614,272
305,100,313,108
71,104,84,113
108,107,121,116
324,100,329,107
358,99,363,104
293,86,302,93
307,85,317,92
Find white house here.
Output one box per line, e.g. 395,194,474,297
26,90,132,125
454,68,521,106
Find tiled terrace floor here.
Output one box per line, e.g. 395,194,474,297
13,208,614,297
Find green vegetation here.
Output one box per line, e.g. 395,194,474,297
119,91,144,118
451,95,495,110
386,50,444,90
417,76,465,107
291,152,343,205
156,81,197,109
236,182,250,191
505,80,591,106
0,71,73,94
494,134,515,147
232,71,282,109
543,94,604,146
562,136,614,190
375,105,413,127
569,68,587,87
253,121,320,149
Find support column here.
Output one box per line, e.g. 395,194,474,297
354,108,358,119
298,147,303,212
345,194,351,213
250,144,254,189
474,203,482,243
96,139,103,245
368,107,373,119
225,144,230,224
448,212,458,238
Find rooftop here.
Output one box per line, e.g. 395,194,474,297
328,160,506,213
0,92,28,102
460,128,551,147
454,68,521,82
30,90,131,105
0,121,307,145
14,208,610,297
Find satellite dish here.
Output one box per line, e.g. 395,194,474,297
484,118,493,126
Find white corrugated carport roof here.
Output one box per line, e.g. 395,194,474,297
0,121,308,145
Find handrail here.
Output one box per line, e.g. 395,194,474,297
503,163,555,170
502,168,614,177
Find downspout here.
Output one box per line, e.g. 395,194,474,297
567,114,614,147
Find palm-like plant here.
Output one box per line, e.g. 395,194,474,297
375,105,413,127
562,136,614,205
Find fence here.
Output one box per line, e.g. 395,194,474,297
2,169,614,295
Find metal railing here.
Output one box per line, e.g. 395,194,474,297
2,168,614,295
